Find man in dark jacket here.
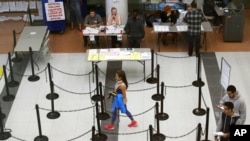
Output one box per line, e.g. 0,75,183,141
124,9,145,48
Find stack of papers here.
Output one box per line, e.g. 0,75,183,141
88,49,98,61
176,25,188,31
154,25,169,32
83,27,99,34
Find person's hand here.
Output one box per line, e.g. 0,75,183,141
167,12,171,17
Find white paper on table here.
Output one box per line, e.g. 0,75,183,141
141,52,151,59
83,27,99,34
99,49,109,54
90,35,95,41
201,25,204,31
154,25,169,32
176,25,188,31
117,34,122,41
88,49,98,53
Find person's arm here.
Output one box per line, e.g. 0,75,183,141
84,16,90,27
96,14,103,27
120,84,127,104
124,19,130,35
107,15,112,25
117,14,121,25
239,101,247,124
140,19,145,38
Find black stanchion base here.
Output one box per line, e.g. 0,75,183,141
1,113,6,119
28,75,40,82
192,80,205,87
93,133,107,141
0,132,11,140
146,77,157,84
155,113,169,121
47,111,60,119
97,112,110,120
34,135,49,141
46,93,59,100
193,108,206,116
11,57,23,63
201,140,211,141
152,133,166,141
91,95,104,102
7,80,19,87
2,94,15,102
151,94,164,101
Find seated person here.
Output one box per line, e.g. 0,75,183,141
203,0,222,26
84,9,103,46
160,5,179,45
107,7,122,48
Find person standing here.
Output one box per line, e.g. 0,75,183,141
217,85,246,124
104,70,137,130
124,9,145,48
83,9,103,46
107,7,122,48
214,102,242,141
69,0,82,31
184,2,205,56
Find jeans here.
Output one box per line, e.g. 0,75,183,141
111,105,133,124
188,34,200,56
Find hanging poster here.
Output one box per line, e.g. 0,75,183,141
45,1,65,21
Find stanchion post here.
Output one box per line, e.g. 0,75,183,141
7,52,19,87
47,81,60,119
92,126,95,140
0,104,6,120
146,49,157,84
0,104,10,140
2,65,15,102
91,64,102,101
152,102,165,141
11,30,22,63
97,82,110,120
196,123,202,141
34,104,48,141
202,107,211,141
192,53,204,87
28,47,40,82
152,64,164,101
93,102,107,141
149,125,153,141
193,86,206,116
155,82,169,121
46,63,59,100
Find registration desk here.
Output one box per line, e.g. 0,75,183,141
153,21,213,51
87,48,151,81
82,25,125,48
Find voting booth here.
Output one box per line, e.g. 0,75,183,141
42,0,66,32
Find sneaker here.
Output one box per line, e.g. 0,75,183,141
128,121,138,127
104,124,115,130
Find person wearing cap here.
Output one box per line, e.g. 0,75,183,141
160,5,179,45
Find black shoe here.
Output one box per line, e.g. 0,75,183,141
161,39,168,46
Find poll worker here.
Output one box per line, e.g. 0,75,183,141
83,9,103,47
107,7,122,48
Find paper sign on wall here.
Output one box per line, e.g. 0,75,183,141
45,2,65,21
